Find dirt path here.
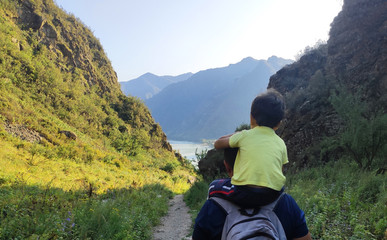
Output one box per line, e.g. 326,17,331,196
152,194,192,240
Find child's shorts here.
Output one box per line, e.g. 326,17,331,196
208,178,283,208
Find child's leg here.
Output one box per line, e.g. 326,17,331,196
232,186,284,208
209,180,284,208
208,178,234,199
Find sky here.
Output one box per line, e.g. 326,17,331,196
54,0,343,82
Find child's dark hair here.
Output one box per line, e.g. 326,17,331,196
250,88,285,128
224,148,238,169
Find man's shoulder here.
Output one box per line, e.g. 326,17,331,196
274,193,305,225
275,193,298,210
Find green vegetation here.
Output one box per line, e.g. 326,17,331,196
287,160,387,239
324,87,387,170
0,0,195,239
0,184,173,239
184,177,210,232
0,128,193,239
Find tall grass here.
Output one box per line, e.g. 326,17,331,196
287,159,386,240
0,129,194,239
0,183,173,239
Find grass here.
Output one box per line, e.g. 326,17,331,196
287,160,387,240
0,183,173,239
0,128,195,239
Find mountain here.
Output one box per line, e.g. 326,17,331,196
120,72,193,100
0,0,193,194
145,56,293,141
268,0,387,169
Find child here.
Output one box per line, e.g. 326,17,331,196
211,88,287,208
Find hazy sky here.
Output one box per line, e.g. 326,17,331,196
54,0,343,81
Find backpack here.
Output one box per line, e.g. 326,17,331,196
211,192,286,240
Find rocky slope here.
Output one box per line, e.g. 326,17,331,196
16,0,120,94
0,0,180,163
268,0,387,168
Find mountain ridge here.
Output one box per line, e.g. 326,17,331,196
144,56,293,141
120,72,193,100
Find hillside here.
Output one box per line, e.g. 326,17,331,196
0,0,195,238
0,0,192,184
146,56,293,141
268,0,387,169
120,72,193,100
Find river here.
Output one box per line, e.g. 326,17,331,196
169,140,213,165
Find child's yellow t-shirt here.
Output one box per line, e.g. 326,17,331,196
229,126,288,191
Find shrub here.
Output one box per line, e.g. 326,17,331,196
184,179,210,213
327,87,387,170
160,162,177,173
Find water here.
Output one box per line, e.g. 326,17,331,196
169,140,213,165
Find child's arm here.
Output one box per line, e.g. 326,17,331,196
214,133,233,149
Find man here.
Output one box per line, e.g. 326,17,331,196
192,148,312,240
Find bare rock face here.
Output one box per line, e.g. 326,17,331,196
18,1,44,30
4,123,42,142
326,0,387,106
268,0,387,168
59,130,77,140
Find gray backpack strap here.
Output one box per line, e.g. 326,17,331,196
261,192,286,211
211,197,239,214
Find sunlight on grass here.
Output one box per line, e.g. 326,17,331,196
0,136,195,239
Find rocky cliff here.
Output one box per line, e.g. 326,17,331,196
268,0,387,168
15,0,120,94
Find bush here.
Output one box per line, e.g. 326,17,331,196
327,87,387,170
160,162,177,173
184,179,210,218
